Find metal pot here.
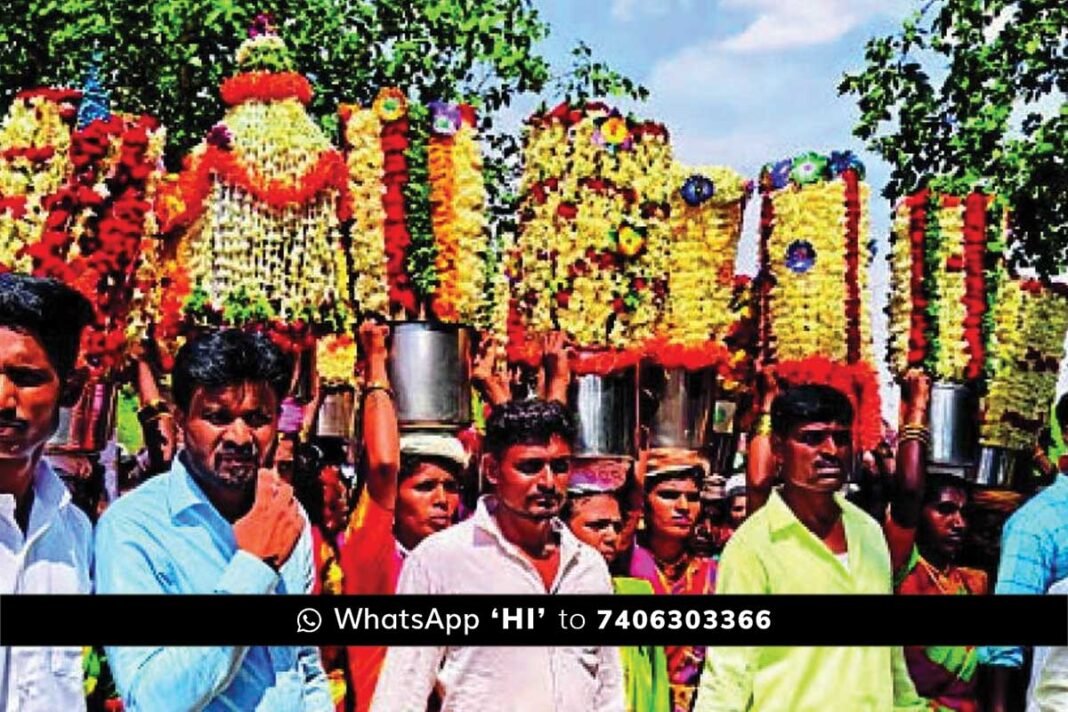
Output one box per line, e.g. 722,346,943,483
974,446,1024,489
47,378,118,454
644,366,717,449
569,369,636,457
928,382,978,469
388,322,473,429
317,387,355,439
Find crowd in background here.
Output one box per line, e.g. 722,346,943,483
2,273,1067,712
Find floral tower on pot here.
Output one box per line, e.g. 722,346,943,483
756,150,882,452
0,66,166,453
887,189,1005,475
339,89,491,430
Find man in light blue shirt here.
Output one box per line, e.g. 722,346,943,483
95,329,330,711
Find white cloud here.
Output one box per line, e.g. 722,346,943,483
611,0,692,23
717,0,910,52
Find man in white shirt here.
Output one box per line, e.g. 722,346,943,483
0,273,95,711
370,399,624,712
1027,577,1068,712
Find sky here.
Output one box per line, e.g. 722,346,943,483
514,0,921,416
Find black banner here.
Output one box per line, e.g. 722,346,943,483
1,595,1064,646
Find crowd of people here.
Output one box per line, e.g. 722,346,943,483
1,273,1066,711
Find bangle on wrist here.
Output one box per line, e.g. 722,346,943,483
753,413,773,437
361,381,395,400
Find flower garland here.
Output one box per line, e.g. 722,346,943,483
886,189,1001,382
980,279,1068,451
378,90,418,314
220,71,312,106
759,151,880,446
339,103,389,316
428,103,489,325
0,91,79,273
403,101,437,309
511,102,673,372
654,164,748,368
316,333,357,386
157,26,352,348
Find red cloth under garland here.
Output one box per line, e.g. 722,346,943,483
775,356,883,451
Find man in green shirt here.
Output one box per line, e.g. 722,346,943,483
694,384,925,712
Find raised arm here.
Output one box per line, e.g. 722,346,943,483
359,321,400,511
886,369,931,573
471,332,511,407
542,331,573,406
746,367,779,515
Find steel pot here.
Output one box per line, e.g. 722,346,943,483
974,446,1024,489
47,378,118,454
317,387,355,439
388,322,473,429
569,369,636,457
643,366,717,449
928,382,978,469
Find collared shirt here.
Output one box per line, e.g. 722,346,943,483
1027,578,1068,711
980,476,1068,669
0,459,91,712
693,489,925,712
94,452,331,711
369,495,625,712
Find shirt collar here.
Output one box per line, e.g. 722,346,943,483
473,495,581,562
764,487,852,534
167,451,215,520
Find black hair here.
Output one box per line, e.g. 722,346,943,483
1056,393,1068,433
483,399,576,458
922,473,971,507
0,273,94,381
770,384,854,437
560,489,621,523
171,329,292,413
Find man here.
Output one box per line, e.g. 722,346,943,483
94,329,331,711
1027,577,1068,711
694,384,925,711
370,399,624,712
981,393,1068,712
0,273,94,712
628,456,716,712
563,487,671,712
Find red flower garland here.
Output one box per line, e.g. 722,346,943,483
570,347,643,376
757,189,775,364
906,190,929,365
962,192,988,380
379,115,417,314
643,337,731,372
843,169,862,363
776,356,882,450
159,144,351,233
220,71,313,106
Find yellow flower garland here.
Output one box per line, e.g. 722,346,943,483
663,164,746,346
341,104,389,315
316,334,357,386
887,202,914,376
444,121,489,325
981,281,1068,450
0,94,75,272
515,107,673,351
766,179,864,362
931,201,969,380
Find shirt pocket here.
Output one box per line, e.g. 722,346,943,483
14,647,83,711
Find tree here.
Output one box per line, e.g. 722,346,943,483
0,0,643,173
840,0,1066,275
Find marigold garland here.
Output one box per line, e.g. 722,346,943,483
758,152,879,446
981,279,1068,451
156,27,351,349
316,333,357,386
886,189,1002,383
220,71,312,106
511,102,673,372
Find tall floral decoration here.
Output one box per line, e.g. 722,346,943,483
886,189,1000,382
759,150,881,448
0,72,166,378
981,279,1068,451
511,102,673,373
339,91,490,326
647,164,750,375
155,16,351,355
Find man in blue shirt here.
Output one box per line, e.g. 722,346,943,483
981,394,1068,712
95,329,331,711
